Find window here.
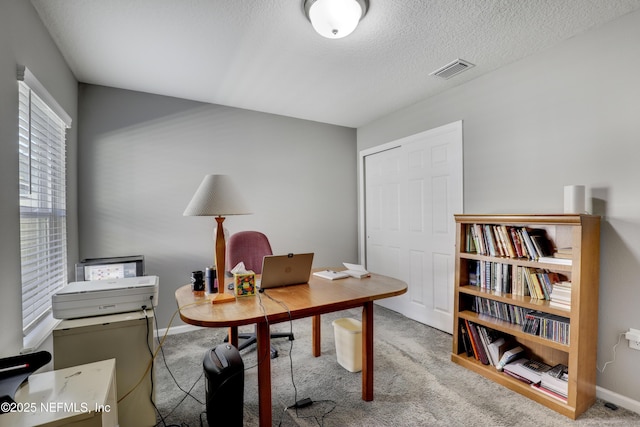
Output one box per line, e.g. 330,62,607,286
17,67,72,335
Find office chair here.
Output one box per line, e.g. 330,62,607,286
224,231,294,358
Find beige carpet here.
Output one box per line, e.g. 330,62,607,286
153,306,640,426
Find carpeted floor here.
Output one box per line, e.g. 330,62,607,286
152,306,640,427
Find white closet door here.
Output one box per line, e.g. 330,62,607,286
362,121,463,333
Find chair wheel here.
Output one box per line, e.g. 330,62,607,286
270,350,278,359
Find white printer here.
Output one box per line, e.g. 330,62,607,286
52,275,159,319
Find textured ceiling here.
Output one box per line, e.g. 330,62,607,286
31,0,640,128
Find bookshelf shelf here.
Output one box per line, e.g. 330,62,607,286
458,310,570,352
451,352,575,414
459,252,574,272
458,286,572,317
451,214,601,420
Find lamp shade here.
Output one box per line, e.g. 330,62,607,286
304,0,368,39
183,174,251,216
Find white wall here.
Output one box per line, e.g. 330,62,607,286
0,0,78,357
77,84,358,329
358,9,640,409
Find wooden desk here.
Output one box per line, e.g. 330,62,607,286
175,270,407,427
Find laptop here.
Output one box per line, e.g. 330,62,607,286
258,253,314,290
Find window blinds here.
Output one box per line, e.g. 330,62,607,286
18,74,69,334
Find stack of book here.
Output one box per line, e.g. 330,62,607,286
531,364,569,403
548,281,572,309
502,358,552,384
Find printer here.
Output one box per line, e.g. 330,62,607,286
52,275,159,320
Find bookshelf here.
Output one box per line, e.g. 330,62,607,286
451,214,600,419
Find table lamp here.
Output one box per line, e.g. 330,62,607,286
183,174,251,303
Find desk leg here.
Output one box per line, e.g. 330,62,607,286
362,301,374,401
256,322,272,427
312,315,321,357
228,326,238,348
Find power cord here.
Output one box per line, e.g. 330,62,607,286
151,299,206,427
113,296,211,427
597,332,626,373
260,291,336,427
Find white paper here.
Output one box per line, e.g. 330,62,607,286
342,262,367,272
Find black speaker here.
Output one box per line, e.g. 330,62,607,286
203,344,244,426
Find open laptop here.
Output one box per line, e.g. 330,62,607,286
258,253,314,290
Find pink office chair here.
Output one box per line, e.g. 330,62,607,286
225,231,294,358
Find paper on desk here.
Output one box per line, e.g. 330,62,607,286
342,263,370,279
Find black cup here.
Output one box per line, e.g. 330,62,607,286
191,270,205,292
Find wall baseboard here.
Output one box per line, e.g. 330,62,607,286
597,386,640,415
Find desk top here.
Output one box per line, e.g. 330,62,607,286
176,269,407,327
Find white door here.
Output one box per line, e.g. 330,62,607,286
361,121,463,333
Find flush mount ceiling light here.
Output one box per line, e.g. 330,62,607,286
304,0,369,39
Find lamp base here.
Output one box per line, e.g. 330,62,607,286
211,292,236,304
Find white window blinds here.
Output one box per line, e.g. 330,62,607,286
17,68,71,334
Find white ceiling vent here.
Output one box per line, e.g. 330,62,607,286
429,59,475,79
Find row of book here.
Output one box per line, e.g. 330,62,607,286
460,320,510,367
468,260,568,300
465,224,557,260
522,311,571,345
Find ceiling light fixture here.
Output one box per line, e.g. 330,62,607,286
304,0,369,39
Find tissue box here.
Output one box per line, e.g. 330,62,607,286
234,272,256,297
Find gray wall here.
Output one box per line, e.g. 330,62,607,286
358,9,640,407
77,84,358,329
0,0,78,356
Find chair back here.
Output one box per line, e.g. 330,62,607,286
226,231,273,274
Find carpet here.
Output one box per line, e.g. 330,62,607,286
152,306,640,426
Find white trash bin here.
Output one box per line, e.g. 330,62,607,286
332,318,362,372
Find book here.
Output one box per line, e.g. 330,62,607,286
487,337,508,367
313,270,350,280
553,247,573,259
531,383,568,403
464,320,480,361
496,345,524,371
529,230,554,258
503,358,547,384
459,323,474,357
467,322,490,365
538,256,572,266
540,364,569,397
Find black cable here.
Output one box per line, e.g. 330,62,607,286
262,292,298,404
152,302,205,405
242,290,279,371
150,299,204,427
263,292,337,427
